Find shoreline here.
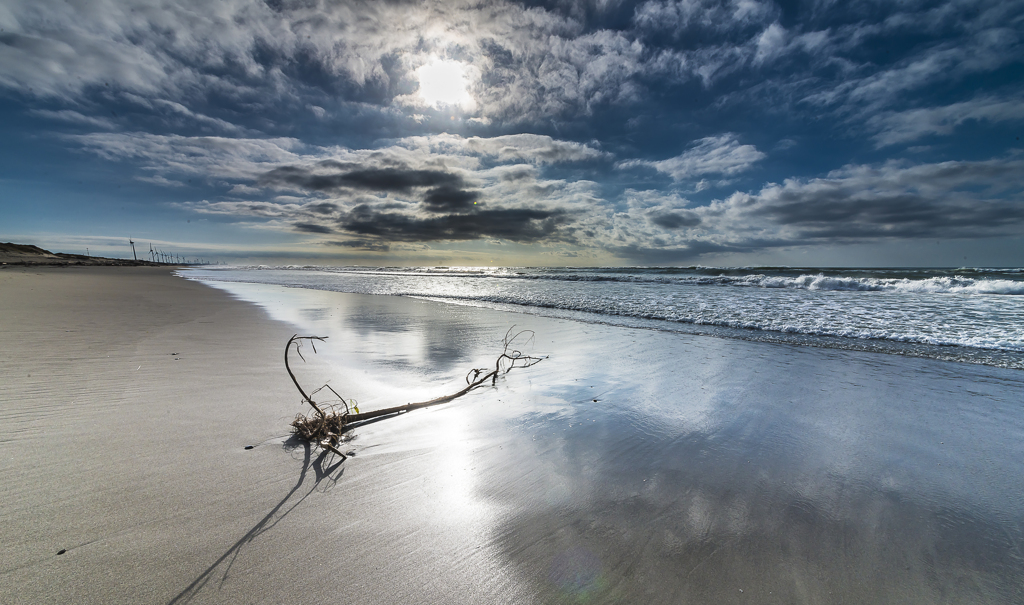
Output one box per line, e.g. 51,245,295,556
3,268,1023,603
404,291,1024,371
179,265,1024,372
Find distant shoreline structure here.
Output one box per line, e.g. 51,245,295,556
0,242,177,267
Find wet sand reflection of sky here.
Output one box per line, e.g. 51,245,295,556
194,279,1024,603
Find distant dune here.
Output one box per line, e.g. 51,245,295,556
0,242,165,266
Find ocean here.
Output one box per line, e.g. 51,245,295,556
181,265,1024,370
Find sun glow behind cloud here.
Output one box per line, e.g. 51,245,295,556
4,0,1022,267
415,58,475,111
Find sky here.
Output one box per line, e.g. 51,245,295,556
1,0,1022,267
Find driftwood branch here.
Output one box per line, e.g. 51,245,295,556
287,327,544,456
284,335,328,417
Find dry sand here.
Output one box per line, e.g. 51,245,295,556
3,267,1024,604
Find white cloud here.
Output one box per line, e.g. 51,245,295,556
869,96,1024,147
182,200,305,218
4,0,1011,133
803,25,1021,113
754,22,788,64
66,132,307,181
474,26,647,121
619,134,765,181
28,109,115,129
0,0,652,124
151,99,249,134
633,0,775,34
462,134,609,164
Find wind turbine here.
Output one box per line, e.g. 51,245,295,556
149,243,155,262
129,237,137,261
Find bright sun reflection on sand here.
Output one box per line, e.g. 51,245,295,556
416,58,475,110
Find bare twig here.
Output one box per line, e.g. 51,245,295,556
286,327,544,455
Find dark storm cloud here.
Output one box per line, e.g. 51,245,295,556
292,222,334,234
611,240,758,264
303,202,340,215
648,210,701,229
335,168,463,192
339,205,568,243
258,165,465,193
259,162,484,215
422,184,481,213
697,158,1024,243
326,239,390,252
607,156,1024,264
762,193,1024,240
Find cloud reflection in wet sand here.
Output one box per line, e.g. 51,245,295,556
482,331,1024,603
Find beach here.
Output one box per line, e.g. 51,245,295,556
3,266,1023,604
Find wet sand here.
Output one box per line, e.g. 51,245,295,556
2,267,1023,603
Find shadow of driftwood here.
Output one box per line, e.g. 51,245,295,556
167,436,347,604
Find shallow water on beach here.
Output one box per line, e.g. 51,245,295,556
193,279,1024,604
182,266,1024,370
